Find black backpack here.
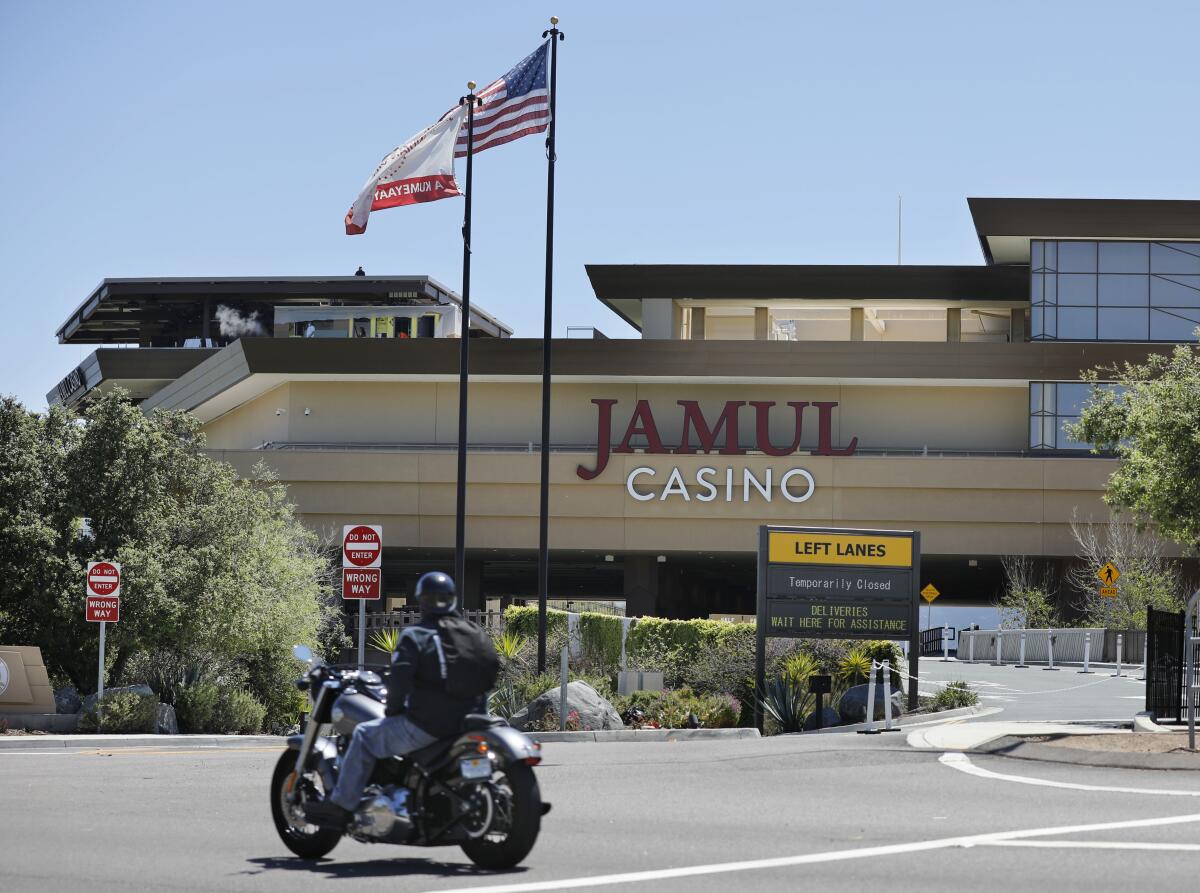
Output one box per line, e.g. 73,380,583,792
433,616,500,698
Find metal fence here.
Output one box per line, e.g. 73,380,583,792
958,627,1145,664
1146,607,1184,722
363,609,505,632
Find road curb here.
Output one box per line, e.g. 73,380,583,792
0,734,285,751
972,734,1200,771
529,728,761,743
798,704,990,735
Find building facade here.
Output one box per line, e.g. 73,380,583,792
49,199,1200,617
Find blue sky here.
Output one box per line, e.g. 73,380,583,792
2,1,1198,408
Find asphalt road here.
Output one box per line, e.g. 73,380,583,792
3,731,1199,893
916,657,1145,722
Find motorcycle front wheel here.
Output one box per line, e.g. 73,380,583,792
270,750,342,859
460,761,542,869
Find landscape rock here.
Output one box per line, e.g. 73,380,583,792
81,684,155,715
156,703,179,735
837,683,906,725
802,707,842,731
54,685,82,715
508,681,624,732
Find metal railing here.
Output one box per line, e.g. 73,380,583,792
363,609,505,631
919,626,956,656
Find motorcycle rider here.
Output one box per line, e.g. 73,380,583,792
305,571,483,829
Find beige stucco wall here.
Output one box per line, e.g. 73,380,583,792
206,446,1118,558
200,380,1029,455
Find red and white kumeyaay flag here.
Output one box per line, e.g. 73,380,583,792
345,104,468,235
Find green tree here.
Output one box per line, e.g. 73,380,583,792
0,392,344,729
1072,342,1200,551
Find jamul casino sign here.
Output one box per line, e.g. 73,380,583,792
576,399,858,504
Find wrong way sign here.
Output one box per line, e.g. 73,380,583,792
343,567,382,600
343,525,382,568
86,561,121,623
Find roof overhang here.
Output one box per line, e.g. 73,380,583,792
55,276,512,343
968,197,1200,265
585,265,1029,332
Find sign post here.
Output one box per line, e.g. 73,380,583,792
755,526,920,731
343,525,382,669
85,561,122,701
920,582,939,631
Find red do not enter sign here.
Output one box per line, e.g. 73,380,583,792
343,525,382,568
87,561,122,597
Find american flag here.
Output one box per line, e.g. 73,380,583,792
456,42,550,157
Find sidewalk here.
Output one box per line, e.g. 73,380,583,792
0,733,284,751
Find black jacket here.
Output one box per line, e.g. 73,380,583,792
384,614,482,738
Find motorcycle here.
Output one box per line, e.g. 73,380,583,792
270,645,548,868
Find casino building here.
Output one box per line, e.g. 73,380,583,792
48,198,1200,618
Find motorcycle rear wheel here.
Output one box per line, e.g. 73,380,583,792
270,751,342,859
460,761,541,869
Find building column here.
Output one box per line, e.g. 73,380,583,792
850,307,864,341
691,307,706,340
623,555,659,617
461,558,484,611
946,308,962,342
754,307,770,341
1009,307,1027,342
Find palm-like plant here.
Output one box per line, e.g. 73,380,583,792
369,628,401,655
781,651,820,687
492,629,529,662
836,648,872,687
758,675,812,733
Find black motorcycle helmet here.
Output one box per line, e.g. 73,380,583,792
415,571,457,617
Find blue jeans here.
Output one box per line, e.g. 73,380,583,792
330,715,437,811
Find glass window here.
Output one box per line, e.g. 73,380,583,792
1029,381,1119,452
1058,241,1096,272
1058,307,1096,339
1150,309,1200,341
1151,242,1200,275
1056,383,1093,415
1098,308,1149,340
1031,241,1044,271
1098,274,1149,306
1151,275,1200,308
1044,241,1058,271
1031,274,1043,304
1099,241,1149,273
1058,274,1097,305
1056,417,1090,450
1044,275,1057,304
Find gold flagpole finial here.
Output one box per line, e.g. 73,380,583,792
467,81,477,92
550,15,559,25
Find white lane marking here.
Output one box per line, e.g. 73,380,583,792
939,752,1200,797
981,840,1200,852
426,813,1200,892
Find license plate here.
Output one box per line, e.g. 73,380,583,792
459,757,491,780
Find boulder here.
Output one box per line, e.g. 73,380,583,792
54,685,82,715
156,703,179,735
802,706,841,731
81,684,155,715
509,681,624,732
837,683,905,725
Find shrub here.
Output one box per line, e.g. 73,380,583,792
614,687,740,729
930,680,978,711
757,677,809,734
78,691,157,733
175,682,221,732
176,682,267,733
836,648,872,687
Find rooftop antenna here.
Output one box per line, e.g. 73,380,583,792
896,194,903,264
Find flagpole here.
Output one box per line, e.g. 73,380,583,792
536,17,564,674
455,83,481,593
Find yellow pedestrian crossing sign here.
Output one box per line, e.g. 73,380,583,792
1097,562,1120,586
920,583,940,603
1099,586,1119,599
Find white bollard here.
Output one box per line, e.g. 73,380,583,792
995,631,1003,666
1079,632,1093,674
882,660,897,731
1016,633,1028,668
559,645,569,731
942,624,950,662
968,632,975,663
1114,634,1123,677
858,661,880,734
1045,633,1059,670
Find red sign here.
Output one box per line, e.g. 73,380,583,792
342,567,382,600
342,525,382,568
86,595,120,622
87,561,121,597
